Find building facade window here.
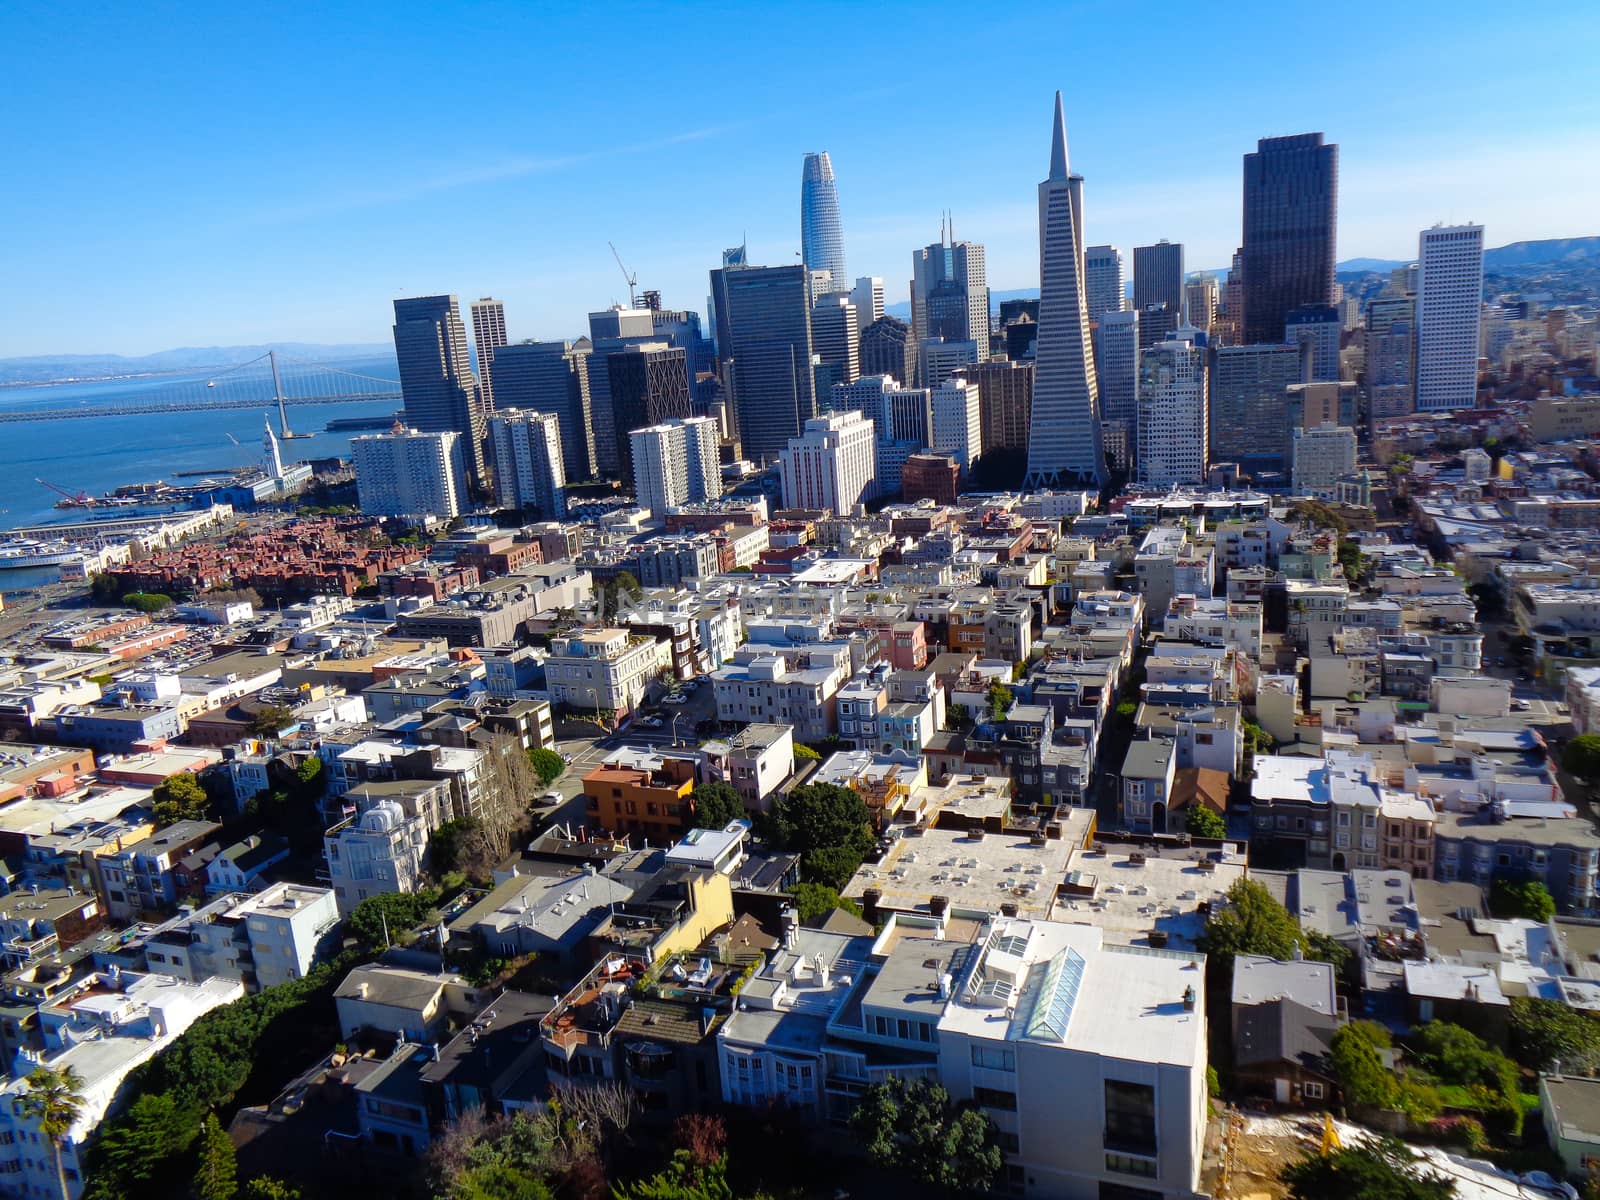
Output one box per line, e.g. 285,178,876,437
1104,1080,1157,1156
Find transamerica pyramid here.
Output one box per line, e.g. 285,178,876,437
1024,92,1107,492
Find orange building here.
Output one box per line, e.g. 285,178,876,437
583,753,701,844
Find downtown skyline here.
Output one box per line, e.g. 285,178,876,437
5,0,1599,358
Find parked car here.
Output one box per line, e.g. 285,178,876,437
664,693,689,705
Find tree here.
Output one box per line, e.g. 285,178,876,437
1564,734,1600,783
240,1181,301,1200
1201,879,1306,966
193,1112,238,1200
792,744,821,762
21,1065,85,1200
758,782,874,890
430,818,483,875
791,882,864,926
455,1165,553,1200
122,592,174,613
986,680,1013,721
612,1151,731,1200
151,772,211,826
1509,997,1600,1072
1282,1138,1455,1200
474,733,540,870
1409,1022,1519,1099
688,782,745,830
247,705,296,738
529,747,566,788
1490,877,1557,921
1186,806,1226,838
90,1092,193,1195
1331,1021,1397,1109
346,889,443,952
849,1078,1002,1195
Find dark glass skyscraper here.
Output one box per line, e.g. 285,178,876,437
1133,241,1185,320
710,263,816,464
1241,133,1338,346
607,343,691,485
859,314,915,386
393,295,490,489
800,152,847,289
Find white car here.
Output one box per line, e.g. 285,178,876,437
664,693,689,705
539,790,563,805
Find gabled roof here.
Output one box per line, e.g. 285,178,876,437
1234,998,1338,1074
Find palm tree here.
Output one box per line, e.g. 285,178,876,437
21,1065,85,1200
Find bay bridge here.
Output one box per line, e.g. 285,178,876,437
0,351,402,431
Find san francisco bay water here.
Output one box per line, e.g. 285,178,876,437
0,356,400,530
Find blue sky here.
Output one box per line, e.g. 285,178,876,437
4,0,1598,357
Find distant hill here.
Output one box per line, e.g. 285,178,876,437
1485,236,1600,268
1337,257,1407,274
0,343,394,386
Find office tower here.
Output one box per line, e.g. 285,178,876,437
1133,241,1185,321
1287,381,1358,436
1365,297,1416,420
1094,308,1140,440
900,453,960,506
811,294,860,401
1415,223,1485,411
1138,302,1179,350
1292,424,1357,498
484,341,596,483
352,425,468,519
957,359,1034,468
606,343,691,484
1210,343,1303,476
1086,245,1126,316
650,307,711,393
911,228,990,379
1002,317,1038,361
859,315,914,385
998,298,1041,326
850,277,885,334
393,295,490,488
1138,328,1209,488
629,416,722,516
779,411,876,512
586,306,682,478
1390,263,1419,297
930,379,981,479
470,298,508,408
488,409,567,518
800,152,848,287
1241,133,1339,345
919,338,979,387
1024,93,1105,491
710,263,816,463
834,375,929,497
1216,248,1245,345
1285,304,1341,382
1185,275,1219,336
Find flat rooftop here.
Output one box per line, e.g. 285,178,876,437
941,919,1206,1068
1056,844,1247,950
843,822,1087,923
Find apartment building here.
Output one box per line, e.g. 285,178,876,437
545,627,671,717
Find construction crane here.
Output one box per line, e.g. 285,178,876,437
608,242,639,307
36,478,94,507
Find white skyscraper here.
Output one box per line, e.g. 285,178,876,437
1025,93,1105,490
488,409,568,518
1085,245,1126,316
1292,424,1357,499
1415,223,1485,411
353,425,469,520
470,297,508,408
850,276,885,335
779,410,877,513
930,379,981,480
629,416,722,517
1137,329,1209,488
